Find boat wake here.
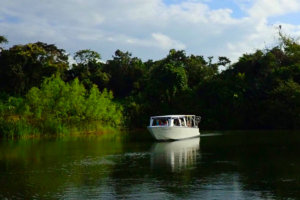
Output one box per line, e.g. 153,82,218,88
200,133,223,137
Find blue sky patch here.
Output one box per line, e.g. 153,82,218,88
163,0,249,18
269,12,300,26
2,15,21,24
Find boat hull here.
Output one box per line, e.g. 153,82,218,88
147,126,200,140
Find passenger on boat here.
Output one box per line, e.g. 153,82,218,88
164,120,168,126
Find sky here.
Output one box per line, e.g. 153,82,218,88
1,0,300,63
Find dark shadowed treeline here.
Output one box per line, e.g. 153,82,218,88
1,32,300,137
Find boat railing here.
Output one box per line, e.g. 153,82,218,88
150,115,201,128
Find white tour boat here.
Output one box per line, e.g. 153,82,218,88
147,115,201,140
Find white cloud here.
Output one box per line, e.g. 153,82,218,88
152,33,186,49
248,0,300,18
1,0,300,63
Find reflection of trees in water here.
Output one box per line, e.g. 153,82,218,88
2,132,300,199
200,132,300,200
236,145,300,199
0,137,124,200
105,133,300,199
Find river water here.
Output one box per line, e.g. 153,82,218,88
1,131,300,200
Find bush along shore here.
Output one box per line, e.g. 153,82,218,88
0,76,123,139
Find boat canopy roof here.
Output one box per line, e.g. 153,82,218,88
150,115,195,118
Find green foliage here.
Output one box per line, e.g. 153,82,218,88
0,117,38,139
0,42,69,95
25,76,123,126
69,49,109,90
0,76,123,138
74,49,101,64
185,54,217,88
0,95,38,138
85,86,123,126
0,36,8,44
103,50,146,97
148,62,187,103
0,35,8,51
263,80,300,129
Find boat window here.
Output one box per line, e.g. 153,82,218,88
152,118,169,126
191,119,195,127
185,116,194,127
179,117,186,126
173,118,180,126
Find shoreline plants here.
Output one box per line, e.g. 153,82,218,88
0,76,123,139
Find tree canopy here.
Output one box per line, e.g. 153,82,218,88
0,42,68,95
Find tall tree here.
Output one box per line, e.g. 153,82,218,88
0,35,8,52
0,42,69,95
69,49,109,90
103,50,145,97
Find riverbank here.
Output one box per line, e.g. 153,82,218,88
0,116,123,140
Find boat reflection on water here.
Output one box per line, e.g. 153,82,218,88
150,137,200,172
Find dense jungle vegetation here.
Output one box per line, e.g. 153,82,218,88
1,32,300,138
